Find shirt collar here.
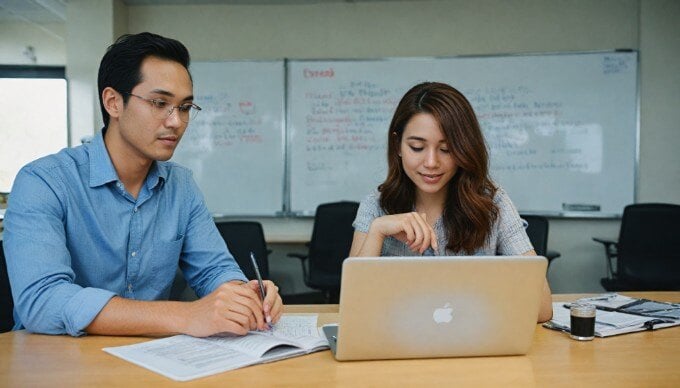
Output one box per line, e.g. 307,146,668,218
87,129,168,189
147,159,168,190
87,129,119,188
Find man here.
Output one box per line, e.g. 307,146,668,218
3,32,282,337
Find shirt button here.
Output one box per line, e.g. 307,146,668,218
134,207,139,212
128,284,132,292
131,251,137,257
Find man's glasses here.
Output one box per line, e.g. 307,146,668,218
123,92,201,123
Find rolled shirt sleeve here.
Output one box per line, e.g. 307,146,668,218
4,165,116,336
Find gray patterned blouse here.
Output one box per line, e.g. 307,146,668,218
352,187,533,256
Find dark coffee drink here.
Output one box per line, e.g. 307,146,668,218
570,303,596,340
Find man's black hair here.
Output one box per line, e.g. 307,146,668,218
97,32,191,128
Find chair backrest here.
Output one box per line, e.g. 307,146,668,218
0,240,15,332
215,221,270,281
306,201,360,290
521,215,549,257
616,203,680,290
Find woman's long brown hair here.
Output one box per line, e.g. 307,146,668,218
379,82,498,254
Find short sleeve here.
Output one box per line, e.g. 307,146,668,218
494,188,534,255
352,191,384,233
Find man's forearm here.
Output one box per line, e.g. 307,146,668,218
86,296,189,336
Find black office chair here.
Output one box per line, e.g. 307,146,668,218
1,240,15,333
215,221,271,281
287,201,360,304
521,214,561,267
593,203,680,291
169,221,272,301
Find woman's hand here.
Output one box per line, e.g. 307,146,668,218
370,212,438,253
350,212,438,257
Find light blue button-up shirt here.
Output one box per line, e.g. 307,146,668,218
3,130,247,336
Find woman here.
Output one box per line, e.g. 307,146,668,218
349,82,552,322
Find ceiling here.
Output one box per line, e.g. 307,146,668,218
0,0,66,24
0,0,396,24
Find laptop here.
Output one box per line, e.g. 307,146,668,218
323,256,547,361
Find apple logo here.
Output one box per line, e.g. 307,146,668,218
433,303,453,324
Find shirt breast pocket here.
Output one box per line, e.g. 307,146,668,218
150,236,184,292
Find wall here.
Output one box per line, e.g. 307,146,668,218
2,0,679,294
128,0,639,59
0,23,65,64
639,0,680,202
66,0,128,146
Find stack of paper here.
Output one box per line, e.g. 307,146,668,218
544,293,680,337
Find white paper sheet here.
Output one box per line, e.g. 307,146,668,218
103,314,328,381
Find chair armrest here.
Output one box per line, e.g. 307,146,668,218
592,237,618,256
592,237,617,246
286,253,308,261
592,237,618,279
286,253,310,285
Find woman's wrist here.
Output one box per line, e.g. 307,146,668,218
367,218,388,239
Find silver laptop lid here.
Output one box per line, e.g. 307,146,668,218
333,256,547,361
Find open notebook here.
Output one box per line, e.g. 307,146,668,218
103,315,328,381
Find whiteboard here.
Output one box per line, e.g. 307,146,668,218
172,61,285,216
287,52,638,216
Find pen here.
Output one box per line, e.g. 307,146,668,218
249,251,266,300
249,251,272,327
581,294,617,302
542,321,570,333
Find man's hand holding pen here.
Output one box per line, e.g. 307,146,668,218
180,280,283,338
246,279,283,328
249,252,283,330
176,252,283,338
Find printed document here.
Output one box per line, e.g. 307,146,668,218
543,294,680,337
103,315,329,381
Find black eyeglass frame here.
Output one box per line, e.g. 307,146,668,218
122,91,202,123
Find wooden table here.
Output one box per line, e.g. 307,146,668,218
1,292,679,387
